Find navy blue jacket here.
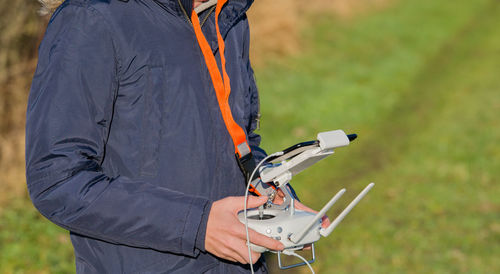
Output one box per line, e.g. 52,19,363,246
26,0,268,272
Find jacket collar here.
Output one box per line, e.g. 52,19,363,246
154,0,253,35
217,0,254,37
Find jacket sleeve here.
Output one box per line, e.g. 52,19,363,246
25,3,210,256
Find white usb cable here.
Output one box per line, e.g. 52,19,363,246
243,151,315,274
244,152,283,274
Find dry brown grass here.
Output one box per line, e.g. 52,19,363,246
247,0,392,65
0,0,46,208
0,0,392,208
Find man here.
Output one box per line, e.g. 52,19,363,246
26,0,322,272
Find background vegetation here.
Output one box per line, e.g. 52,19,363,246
0,0,498,273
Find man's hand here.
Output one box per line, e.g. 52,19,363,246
274,189,331,228
294,200,331,228
205,196,285,264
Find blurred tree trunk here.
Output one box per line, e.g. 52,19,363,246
0,0,47,205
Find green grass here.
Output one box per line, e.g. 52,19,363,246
259,0,500,273
1,0,499,273
0,198,75,273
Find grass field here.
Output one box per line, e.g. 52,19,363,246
1,0,499,273
260,0,500,273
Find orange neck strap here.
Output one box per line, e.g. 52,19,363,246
191,1,250,158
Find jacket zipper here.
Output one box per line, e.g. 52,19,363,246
154,0,216,29
176,0,193,26
201,5,216,26
177,0,216,27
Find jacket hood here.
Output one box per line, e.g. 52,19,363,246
38,0,64,15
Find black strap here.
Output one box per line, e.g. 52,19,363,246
236,152,257,182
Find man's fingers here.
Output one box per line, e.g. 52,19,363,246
239,246,262,264
294,200,330,228
239,250,261,265
294,200,317,213
321,215,331,228
206,196,281,265
247,228,284,251
272,189,285,205
251,251,261,264
225,240,249,264
232,239,262,264
277,189,285,198
244,195,268,209
232,252,249,264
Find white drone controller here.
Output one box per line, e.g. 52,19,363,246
238,130,374,270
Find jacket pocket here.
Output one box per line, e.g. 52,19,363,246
140,66,165,177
